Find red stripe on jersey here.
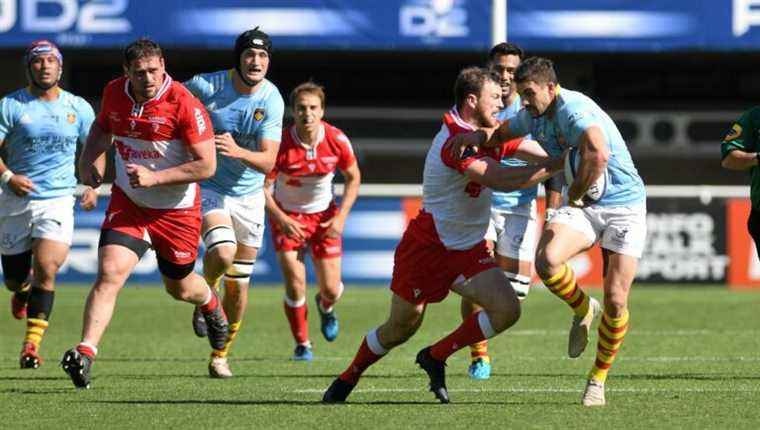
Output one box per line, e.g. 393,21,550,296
439,108,493,174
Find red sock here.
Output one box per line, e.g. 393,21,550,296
339,338,382,385
283,302,309,344
76,343,96,359
430,312,487,362
200,291,219,314
319,293,335,311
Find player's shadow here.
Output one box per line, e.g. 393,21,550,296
0,375,66,381
90,398,568,406
91,399,320,406
614,373,760,381
107,372,418,380
1,387,73,395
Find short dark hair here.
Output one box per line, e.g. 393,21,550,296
488,42,524,61
123,38,163,67
514,56,558,84
290,81,326,108
454,67,499,111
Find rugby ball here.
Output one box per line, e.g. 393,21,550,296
563,147,608,203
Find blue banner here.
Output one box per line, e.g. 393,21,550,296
0,0,490,50
507,0,757,52
0,196,405,285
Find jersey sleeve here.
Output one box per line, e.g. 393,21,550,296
258,90,284,143
558,101,603,146
0,97,18,141
177,95,214,145
507,109,532,137
497,137,525,159
722,109,756,159
441,134,491,174
75,97,95,144
183,73,214,102
334,128,357,170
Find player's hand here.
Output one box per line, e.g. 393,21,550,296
215,133,243,159
79,163,103,188
7,174,36,197
278,215,307,240
125,164,159,188
447,134,478,160
320,215,346,239
79,186,98,211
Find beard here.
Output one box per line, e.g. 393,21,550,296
476,108,498,128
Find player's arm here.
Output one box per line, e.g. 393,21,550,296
721,113,758,171
464,155,563,193
78,122,111,188
567,126,609,206
131,137,216,188
721,150,759,170
216,133,279,174
542,174,564,222
322,161,361,238
0,140,36,196
263,174,306,240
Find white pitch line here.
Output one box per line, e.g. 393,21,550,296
294,387,760,394
505,329,760,336
304,355,760,363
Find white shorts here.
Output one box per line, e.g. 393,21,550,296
549,204,647,258
201,188,265,248
484,203,538,262
0,195,75,255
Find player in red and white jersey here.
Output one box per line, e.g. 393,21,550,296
264,82,361,361
323,67,563,403
61,39,228,389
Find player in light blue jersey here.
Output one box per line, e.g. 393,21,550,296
454,57,645,406
184,27,284,378
461,43,565,381
0,40,97,369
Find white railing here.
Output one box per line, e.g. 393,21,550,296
77,184,750,201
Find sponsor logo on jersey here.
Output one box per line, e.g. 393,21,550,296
173,249,192,259
254,108,265,121
321,156,339,163
724,123,742,142
194,108,207,134
67,113,76,124
114,140,161,161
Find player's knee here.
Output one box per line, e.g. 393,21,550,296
603,290,628,317
163,283,188,301
34,257,63,282
1,250,32,290
534,247,562,278
320,281,344,302
483,283,521,332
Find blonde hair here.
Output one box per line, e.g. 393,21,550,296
290,81,326,108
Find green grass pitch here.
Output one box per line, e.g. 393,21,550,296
1,285,759,428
